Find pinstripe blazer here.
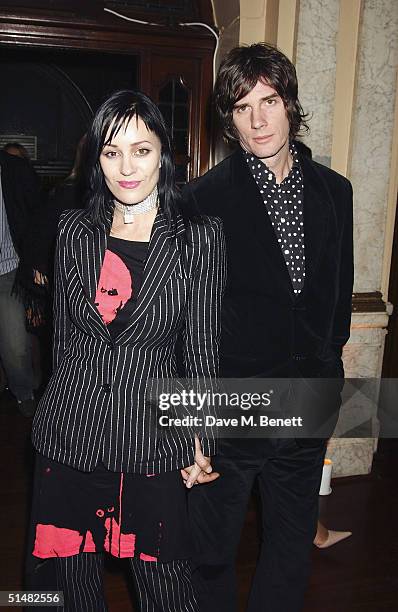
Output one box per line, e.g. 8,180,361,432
32,207,226,473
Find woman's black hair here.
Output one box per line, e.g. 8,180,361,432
84,89,181,228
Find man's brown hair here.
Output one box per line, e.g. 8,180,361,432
214,43,309,144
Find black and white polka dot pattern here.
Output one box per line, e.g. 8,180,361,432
244,144,305,294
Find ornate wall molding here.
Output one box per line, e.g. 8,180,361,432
352,292,387,313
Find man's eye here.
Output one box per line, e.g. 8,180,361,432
265,98,277,105
236,105,248,113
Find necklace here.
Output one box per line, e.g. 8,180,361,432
114,186,158,224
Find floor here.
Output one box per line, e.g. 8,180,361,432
1,390,397,611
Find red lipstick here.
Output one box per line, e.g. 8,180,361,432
118,181,141,189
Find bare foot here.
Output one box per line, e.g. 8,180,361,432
314,522,352,548
313,521,329,546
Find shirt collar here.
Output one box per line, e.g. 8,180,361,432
243,141,301,178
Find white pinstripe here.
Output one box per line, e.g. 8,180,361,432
55,554,107,611
55,554,198,612
129,558,199,612
32,208,226,474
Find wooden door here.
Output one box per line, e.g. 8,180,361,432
146,52,213,182
0,2,216,181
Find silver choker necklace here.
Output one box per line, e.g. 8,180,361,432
114,186,158,224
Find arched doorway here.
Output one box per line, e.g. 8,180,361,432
0,46,139,189
0,1,216,180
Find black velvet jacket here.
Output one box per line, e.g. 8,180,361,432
183,148,354,382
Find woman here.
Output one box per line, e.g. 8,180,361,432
313,521,352,548
29,90,226,611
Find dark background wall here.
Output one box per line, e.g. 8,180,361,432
0,47,138,185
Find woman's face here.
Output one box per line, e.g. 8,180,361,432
100,116,161,205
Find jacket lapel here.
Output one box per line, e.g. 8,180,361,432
115,211,184,341
231,151,294,296
74,209,184,343
299,155,331,295
231,149,331,298
74,213,111,340
75,223,107,302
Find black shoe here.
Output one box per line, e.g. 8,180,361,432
17,398,37,418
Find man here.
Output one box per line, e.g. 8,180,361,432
185,43,353,612
0,150,41,416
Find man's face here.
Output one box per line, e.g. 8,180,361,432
232,80,290,160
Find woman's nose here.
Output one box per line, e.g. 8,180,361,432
120,155,136,176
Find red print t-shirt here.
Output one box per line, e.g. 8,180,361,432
95,236,148,338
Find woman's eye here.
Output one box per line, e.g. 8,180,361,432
135,148,150,156
103,150,118,158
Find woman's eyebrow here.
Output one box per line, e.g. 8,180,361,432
103,140,153,148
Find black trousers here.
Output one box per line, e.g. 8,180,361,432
189,438,326,612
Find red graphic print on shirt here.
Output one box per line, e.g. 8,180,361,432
95,250,132,324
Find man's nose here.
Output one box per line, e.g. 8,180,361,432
120,155,136,176
251,107,267,130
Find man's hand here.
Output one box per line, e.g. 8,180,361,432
33,269,48,286
181,435,220,488
26,307,43,328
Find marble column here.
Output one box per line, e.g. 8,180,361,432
295,0,340,167
329,0,398,476
350,0,398,295
328,312,389,476
294,0,398,476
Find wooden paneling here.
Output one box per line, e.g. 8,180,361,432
0,1,215,178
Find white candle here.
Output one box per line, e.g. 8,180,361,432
319,458,332,496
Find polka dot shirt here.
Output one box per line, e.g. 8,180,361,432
244,143,305,294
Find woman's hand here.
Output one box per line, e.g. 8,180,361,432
181,435,220,488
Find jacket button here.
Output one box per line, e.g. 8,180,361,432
102,383,112,392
